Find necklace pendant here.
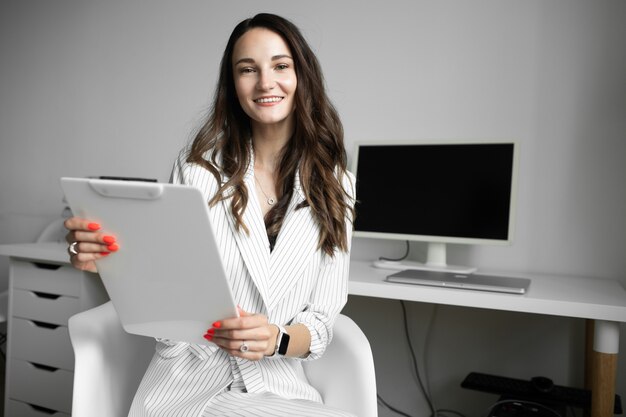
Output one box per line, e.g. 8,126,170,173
267,197,276,206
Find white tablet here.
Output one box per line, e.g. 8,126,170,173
60,177,238,346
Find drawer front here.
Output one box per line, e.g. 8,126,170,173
11,289,80,326
8,359,73,414
6,399,71,417
11,261,81,297
10,318,74,370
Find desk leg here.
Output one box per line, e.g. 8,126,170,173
591,320,619,417
585,320,594,390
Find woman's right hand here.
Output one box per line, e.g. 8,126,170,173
64,217,118,273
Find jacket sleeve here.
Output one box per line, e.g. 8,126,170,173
169,148,185,185
169,147,220,201
290,171,356,361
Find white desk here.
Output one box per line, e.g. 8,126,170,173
348,260,626,417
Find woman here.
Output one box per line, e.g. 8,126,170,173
64,13,356,417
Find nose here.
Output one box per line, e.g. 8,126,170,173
257,70,275,91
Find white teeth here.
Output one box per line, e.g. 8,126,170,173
255,97,282,103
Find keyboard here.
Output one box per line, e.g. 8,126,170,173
461,372,622,413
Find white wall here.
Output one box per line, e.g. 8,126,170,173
1,1,624,416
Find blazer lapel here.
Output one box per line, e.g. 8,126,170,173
267,172,319,310
221,157,320,312
222,157,273,309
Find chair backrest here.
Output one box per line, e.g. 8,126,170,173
303,314,378,417
69,301,378,417
69,301,154,417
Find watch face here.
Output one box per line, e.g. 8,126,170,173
278,331,290,355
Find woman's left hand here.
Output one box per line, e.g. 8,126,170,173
205,307,278,361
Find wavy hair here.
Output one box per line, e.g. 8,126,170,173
188,13,353,256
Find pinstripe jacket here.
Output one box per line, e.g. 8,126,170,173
160,147,355,404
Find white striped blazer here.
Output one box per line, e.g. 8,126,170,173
157,146,355,404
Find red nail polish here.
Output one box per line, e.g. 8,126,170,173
212,321,222,328
107,243,119,252
103,235,116,244
88,223,101,231
203,334,213,341
206,328,215,335
100,252,110,256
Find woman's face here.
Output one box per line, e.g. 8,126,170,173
232,28,297,132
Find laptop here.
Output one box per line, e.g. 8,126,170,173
386,269,531,294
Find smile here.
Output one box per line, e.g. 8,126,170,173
254,96,283,104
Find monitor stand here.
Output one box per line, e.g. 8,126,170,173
373,242,477,274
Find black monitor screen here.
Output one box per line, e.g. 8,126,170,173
353,142,515,242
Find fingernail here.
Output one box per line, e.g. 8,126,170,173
212,321,222,328
107,243,119,252
88,223,101,231
203,334,213,341
206,328,215,335
100,252,110,256
103,235,116,244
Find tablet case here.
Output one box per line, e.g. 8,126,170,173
60,177,238,346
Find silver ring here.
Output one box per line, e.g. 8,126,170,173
69,241,79,256
239,341,249,352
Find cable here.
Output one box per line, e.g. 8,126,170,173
378,394,414,417
422,304,438,401
400,301,467,417
379,240,410,262
437,409,467,417
373,242,468,417
400,300,436,416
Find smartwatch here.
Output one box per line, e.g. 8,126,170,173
271,325,290,357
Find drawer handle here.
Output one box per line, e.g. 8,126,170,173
27,403,58,415
31,320,61,330
32,262,62,271
31,362,59,373
32,291,61,300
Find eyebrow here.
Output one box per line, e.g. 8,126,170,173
234,54,293,66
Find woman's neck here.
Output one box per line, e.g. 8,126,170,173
251,124,292,173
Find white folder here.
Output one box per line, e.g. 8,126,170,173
61,177,238,346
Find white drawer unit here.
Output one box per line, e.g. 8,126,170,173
0,243,109,417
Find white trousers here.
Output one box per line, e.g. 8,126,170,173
201,391,356,417
128,344,355,417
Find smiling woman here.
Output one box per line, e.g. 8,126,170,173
63,12,357,417
187,13,352,257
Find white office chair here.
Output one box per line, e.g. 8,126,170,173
69,301,378,417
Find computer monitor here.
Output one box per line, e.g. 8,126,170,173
352,140,518,273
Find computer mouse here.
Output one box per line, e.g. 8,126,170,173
531,376,554,393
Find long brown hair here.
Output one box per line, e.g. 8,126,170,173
188,13,353,256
